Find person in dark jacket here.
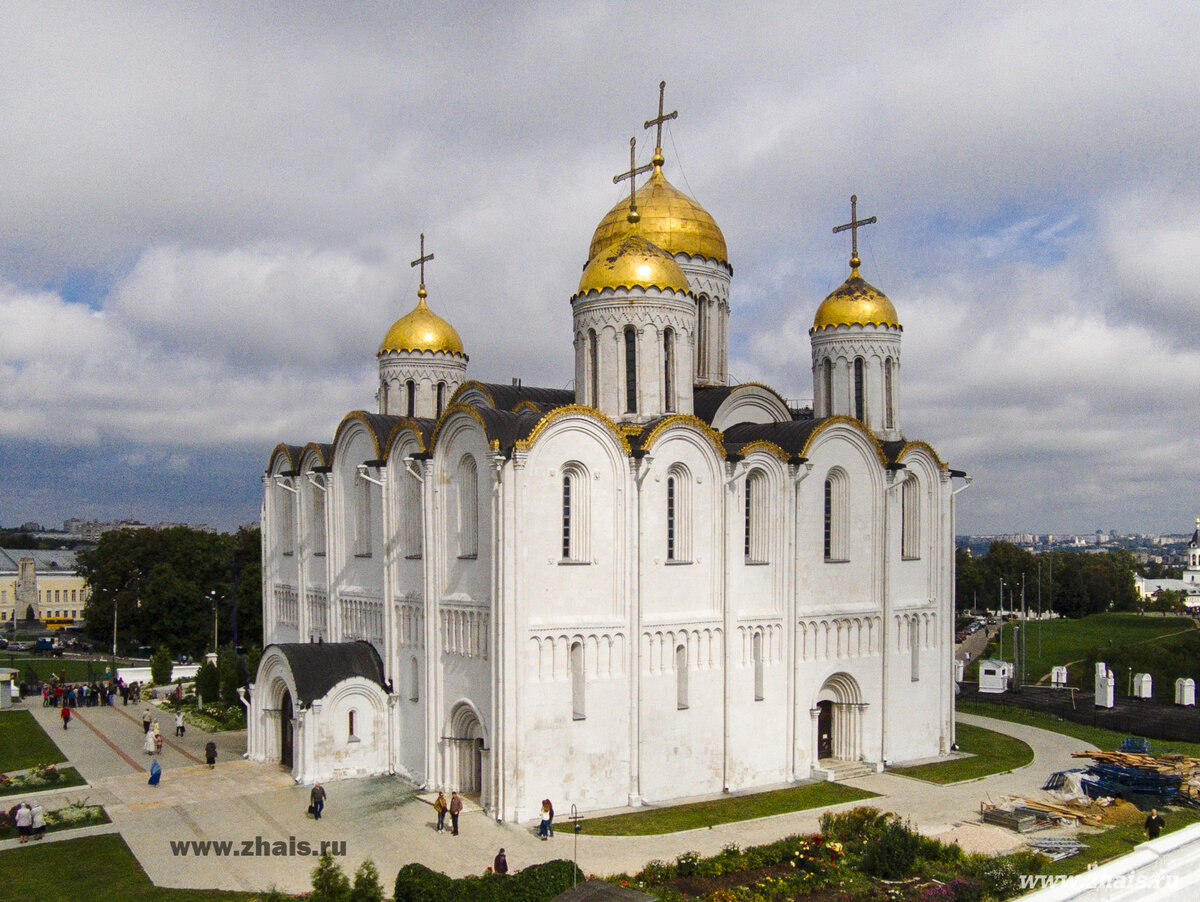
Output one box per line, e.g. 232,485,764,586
493,848,508,875
310,782,326,819
205,740,217,768
1145,808,1165,839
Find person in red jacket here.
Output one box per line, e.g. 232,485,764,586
60,705,71,730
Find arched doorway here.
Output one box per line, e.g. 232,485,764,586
280,689,294,770
24,605,35,621
814,673,865,762
448,704,485,799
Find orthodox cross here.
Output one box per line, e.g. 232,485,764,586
644,80,677,157
411,233,434,294
613,136,652,222
832,195,877,270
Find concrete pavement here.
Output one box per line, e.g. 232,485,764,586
5,700,1091,893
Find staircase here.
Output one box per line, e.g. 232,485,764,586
815,758,878,782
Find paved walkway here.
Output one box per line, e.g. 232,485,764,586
6,702,1091,893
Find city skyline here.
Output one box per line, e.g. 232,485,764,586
2,3,1198,534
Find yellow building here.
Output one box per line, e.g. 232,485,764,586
0,549,90,626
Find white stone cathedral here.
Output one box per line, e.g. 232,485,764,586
249,96,968,824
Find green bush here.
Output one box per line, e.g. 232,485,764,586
860,818,922,879
393,859,582,902
149,646,173,685
637,860,675,886
310,851,350,902
394,862,454,902
195,661,219,706
673,850,701,878
820,805,897,853
349,859,384,902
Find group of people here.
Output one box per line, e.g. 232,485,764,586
431,791,464,835
11,802,46,842
136,706,218,787
39,677,146,709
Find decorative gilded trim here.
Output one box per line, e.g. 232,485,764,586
514,404,632,454
384,419,428,456
268,443,300,473
513,399,543,414
333,411,384,460
300,442,331,468
639,414,725,457
810,321,904,334
894,440,948,471
429,402,490,450
735,439,790,462
448,380,496,408
800,416,890,468
569,285,694,303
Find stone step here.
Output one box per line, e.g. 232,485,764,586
816,758,878,782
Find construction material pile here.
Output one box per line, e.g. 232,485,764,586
1069,748,1200,805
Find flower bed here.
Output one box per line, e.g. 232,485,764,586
0,797,109,839
0,762,86,796
160,695,246,732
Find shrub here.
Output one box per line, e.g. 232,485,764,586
195,661,219,706
349,859,384,902
394,863,454,902
310,851,351,902
150,645,173,685
637,860,675,886
820,805,897,853
860,818,922,879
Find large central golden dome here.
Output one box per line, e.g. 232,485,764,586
811,269,900,332
576,233,690,297
588,163,727,265
379,292,466,357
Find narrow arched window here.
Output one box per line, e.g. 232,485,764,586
910,617,921,681
676,643,689,709
457,455,478,558
853,358,865,422
822,358,833,417
279,487,295,556
562,472,573,559
824,469,849,562
348,709,357,739
744,470,768,563
436,382,446,417
697,297,708,377
666,475,677,561
663,328,675,412
624,327,637,414
410,656,420,702
588,329,598,407
571,641,585,720
884,358,895,430
406,380,416,418
902,476,921,560
753,632,764,701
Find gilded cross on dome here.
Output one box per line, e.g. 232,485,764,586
411,233,434,298
613,137,652,224
833,195,878,274
644,80,678,166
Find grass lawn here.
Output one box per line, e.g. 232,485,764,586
0,804,109,840
968,614,1195,684
958,698,1200,758
579,781,879,836
0,833,269,901
1,655,116,684
888,722,1033,784
1044,805,1200,876
0,765,87,796
0,710,68,771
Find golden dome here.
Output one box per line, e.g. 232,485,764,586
378,292,465,357
811,268,900,332
588,164,727,265
576,233,691,297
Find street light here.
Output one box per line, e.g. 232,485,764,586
114,569,140,659
209,589,219,652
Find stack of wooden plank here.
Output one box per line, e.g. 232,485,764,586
1016,796,1103,826
1071,750,1200,801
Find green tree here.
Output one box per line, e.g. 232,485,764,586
349,860,384,902
217,644,245,707
149,645,173,685
195,661,220,707
310,852,351,902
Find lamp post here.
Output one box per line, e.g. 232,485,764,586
209,589,219,652
113,569,140,660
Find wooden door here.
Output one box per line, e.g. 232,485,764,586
817,700,833,759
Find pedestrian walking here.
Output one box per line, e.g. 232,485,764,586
142,708,152,733
30,801,45,840
310,782,326,819
1146,808,1165,840
60,705,71,730
493,848,508,875
433,791,447,832
175,712,185,737
15,803,32,843
205,740,217,768
148,759,162,787
143,728,156,755
154,731,164,754
547,798,555,837
539,799,551,840
449,791,463,836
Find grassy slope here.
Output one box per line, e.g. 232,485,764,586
1,655,114,683
0,833,267,902
0,710,69,771
969,614,1195,684
888,722,1034,784
580,782,878,836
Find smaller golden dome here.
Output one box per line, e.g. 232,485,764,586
576,234,690,297
379,292,465,356
811,268,900,332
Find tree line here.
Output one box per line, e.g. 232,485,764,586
78,525,261,658
956,541,1145,617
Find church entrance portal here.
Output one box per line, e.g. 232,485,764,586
448,704,485,800
280,689,294,770
817,700,833,758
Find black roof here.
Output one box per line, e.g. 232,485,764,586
722,419,826,458
692,385,736,424
270,641,387,705
471,382,575,411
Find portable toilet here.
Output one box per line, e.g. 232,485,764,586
1051,665,1068,688
0,668,16,708
979,659,1013,693
954,659,965,682
1134,673,1153,699
1176,678,1196,707
1095,665,1115,708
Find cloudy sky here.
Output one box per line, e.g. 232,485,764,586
2,1,1197,536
